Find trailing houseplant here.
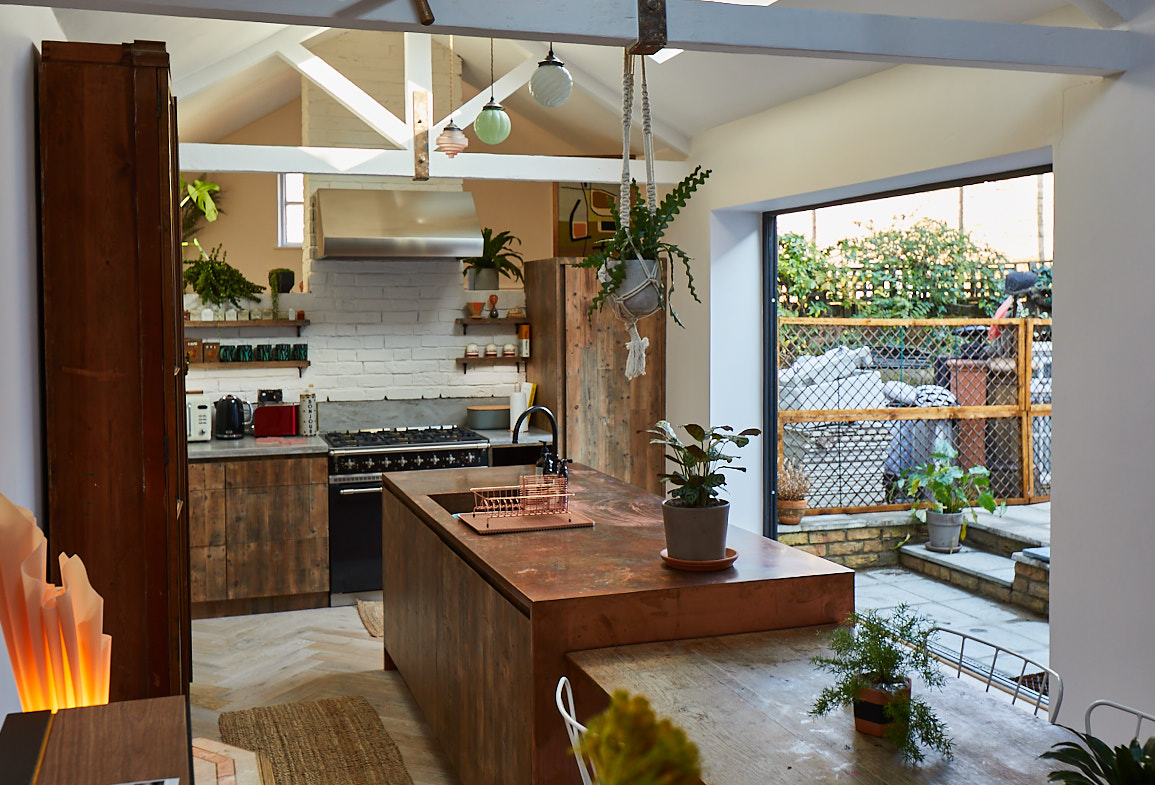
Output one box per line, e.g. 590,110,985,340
645,420,759,561
576,689,701,785
268,267,295,318
574,166,710,328
1041,730,1155,784
777,459,811,526
462,227,524,290
183,244,265,308
810,605,953,765
901,438,1004,553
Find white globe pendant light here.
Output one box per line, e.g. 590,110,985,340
529,45,573,108
473,39,512,146
475,100,511,145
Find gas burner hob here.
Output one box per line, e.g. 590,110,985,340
324,425,489,479
324,425,487,450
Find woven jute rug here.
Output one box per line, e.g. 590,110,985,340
356,600,384,638
219,695,413,785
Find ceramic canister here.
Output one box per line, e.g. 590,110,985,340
298,392,318,436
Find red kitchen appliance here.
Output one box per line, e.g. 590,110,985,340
253,403,299,437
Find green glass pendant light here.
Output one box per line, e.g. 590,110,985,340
474,39,511,145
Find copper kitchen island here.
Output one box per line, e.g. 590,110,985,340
381,464,854,785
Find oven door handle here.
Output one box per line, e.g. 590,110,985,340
338,486,383,495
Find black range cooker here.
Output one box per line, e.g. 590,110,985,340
325,425,489,593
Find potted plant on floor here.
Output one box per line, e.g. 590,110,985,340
573,166,710,328
1042,729,1155,784
462,227,524,290
810,605,954,765
901,438,1004,553
645,421,760,562
777,459,811,526
577,689,701,785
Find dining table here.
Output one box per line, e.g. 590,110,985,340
567,625,1073,784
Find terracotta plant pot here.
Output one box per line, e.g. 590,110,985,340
777,498,807,526
662,500,729,561
925,510,964,553
853,678,912,737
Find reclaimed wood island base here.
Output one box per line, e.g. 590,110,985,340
381,464,854,785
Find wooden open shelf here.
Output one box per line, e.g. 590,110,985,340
456,317,529,334
189,359,310,377
184,319,310,328
457,356,525,373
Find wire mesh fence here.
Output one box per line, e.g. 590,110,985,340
778,318,1052,514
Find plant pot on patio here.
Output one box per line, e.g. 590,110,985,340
925,510,964,553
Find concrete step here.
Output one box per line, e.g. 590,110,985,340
898,544,1015,605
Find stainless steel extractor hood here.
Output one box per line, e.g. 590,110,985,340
315,189,483,259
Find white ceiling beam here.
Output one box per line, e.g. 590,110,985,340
179,142,692,183
435,57,537,132
1066,0,1136,28
173,24,326,98
404,31,432,131
10,0,1135,76
276,41,411,148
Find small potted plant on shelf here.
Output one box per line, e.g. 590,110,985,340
577,689,701,785
901,438,1004,553
810,605,954,765
462,228,524,290
183,245,265,308
573,166,710,327
1041,729,1155,784
268,267,295,319
777,459,811,526
644,420,760,562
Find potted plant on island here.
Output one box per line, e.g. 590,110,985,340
573,166,710,328
576,689,701,785
901,438,1004,553
183,245,265,309
644,420,760,563
463,227,524,290
810,605,954,765
1041,729,1155,784
777,459,811,526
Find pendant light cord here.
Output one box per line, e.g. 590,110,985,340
489,38,495,101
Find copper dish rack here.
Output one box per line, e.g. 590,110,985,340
456,475,595,535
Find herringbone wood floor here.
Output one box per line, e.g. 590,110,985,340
191,606,461,785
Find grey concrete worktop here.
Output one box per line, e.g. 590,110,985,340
187,435,330,461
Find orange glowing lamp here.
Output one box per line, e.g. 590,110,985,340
0,492,111,712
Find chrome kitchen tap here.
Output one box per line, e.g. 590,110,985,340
511,405,567,477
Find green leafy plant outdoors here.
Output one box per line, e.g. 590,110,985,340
576,690,701,785
810,605,953,765
902,438,1005,540
777,220,1009,318
645,421,760,508
573,165,711,326
1042,731,1155,785
183,245,265,307
462,227,525,283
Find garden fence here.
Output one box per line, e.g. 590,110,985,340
778,317,1052,515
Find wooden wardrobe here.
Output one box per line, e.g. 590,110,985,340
524,258,666,494
39,41,190,701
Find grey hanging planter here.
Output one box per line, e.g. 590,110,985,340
602,257,662,320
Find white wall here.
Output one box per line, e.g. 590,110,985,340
0,4,65,722
671,6,1155,734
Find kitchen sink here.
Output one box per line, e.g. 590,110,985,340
429,492,475,516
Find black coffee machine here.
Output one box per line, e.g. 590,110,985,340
214,395,252,439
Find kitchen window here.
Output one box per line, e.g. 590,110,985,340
278,172,305,248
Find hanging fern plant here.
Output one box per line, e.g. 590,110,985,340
573,165,710,327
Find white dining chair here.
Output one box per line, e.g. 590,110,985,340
928,626,1063,722
1085,699,1155,740
555,676,598,785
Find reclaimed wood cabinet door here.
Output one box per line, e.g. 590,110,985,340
39,40,189,702
524,258,666,494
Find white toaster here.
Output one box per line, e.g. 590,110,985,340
187,394,213,442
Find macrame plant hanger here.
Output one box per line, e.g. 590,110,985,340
601,50,661,380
